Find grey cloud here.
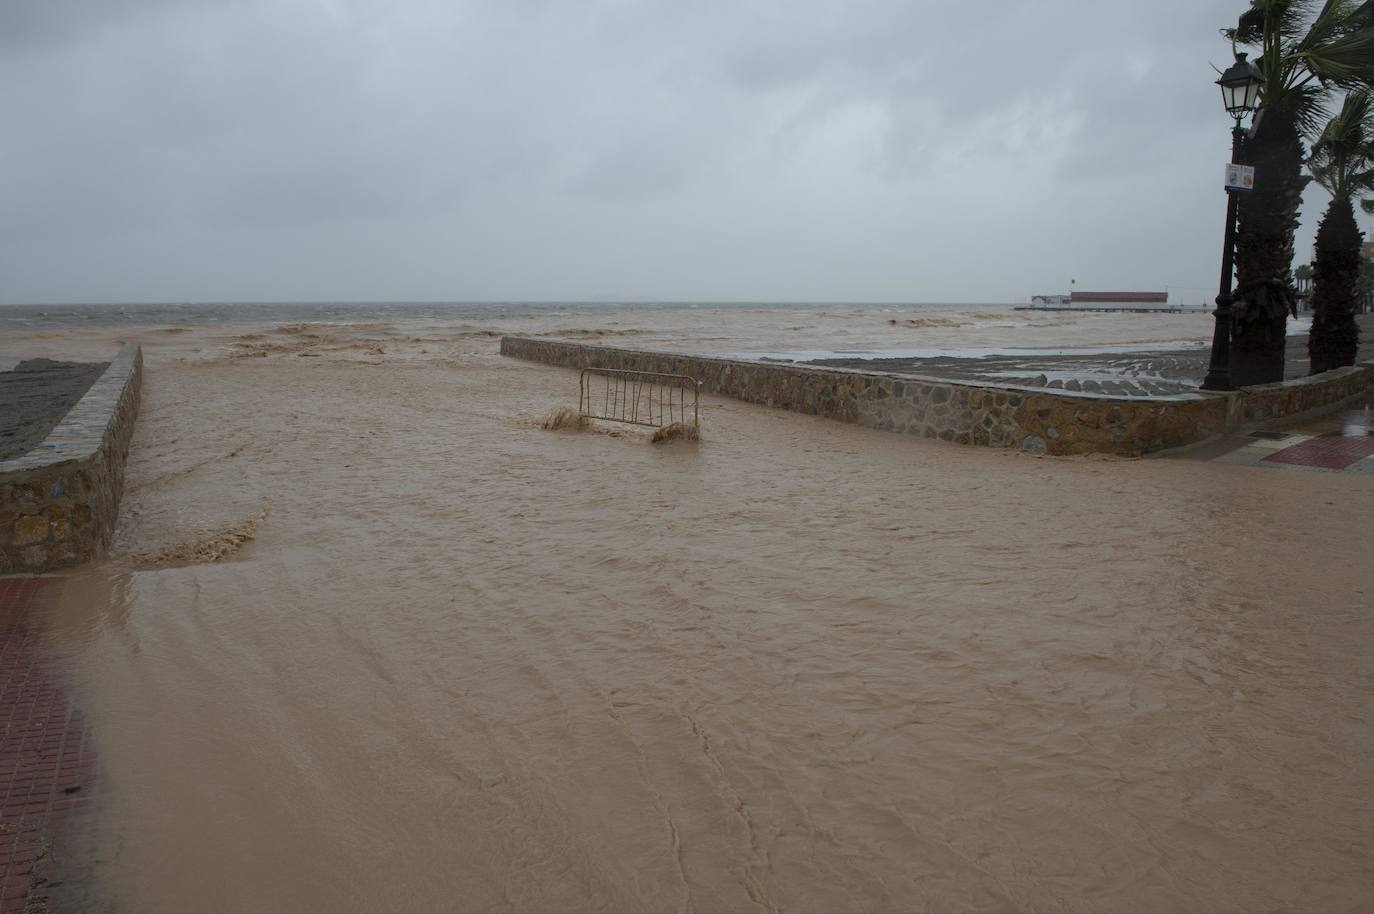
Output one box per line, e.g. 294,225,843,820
0,0,223,53
0,0,1351,303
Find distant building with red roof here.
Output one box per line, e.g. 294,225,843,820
1070,291,1168,304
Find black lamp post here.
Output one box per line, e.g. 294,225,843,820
1201,53,1265,391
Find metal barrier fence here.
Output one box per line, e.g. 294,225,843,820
579,368,699,428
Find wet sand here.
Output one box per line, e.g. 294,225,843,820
3,307,1373,912
807,316,1374,396
0,359,107,461
807,348,1209,396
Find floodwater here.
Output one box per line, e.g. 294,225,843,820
6,306,1374,912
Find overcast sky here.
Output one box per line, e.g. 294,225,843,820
0,0,1359,305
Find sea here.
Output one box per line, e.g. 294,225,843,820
0,300,992,331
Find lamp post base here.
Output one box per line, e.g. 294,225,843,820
1201,293,1235,391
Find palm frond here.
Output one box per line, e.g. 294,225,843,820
1308,90,1374,194
1297,0,1357,54
1346,163,1374,188
1299,28,1374,86
1279,0,1321,42
1234,0,1374,117
1318,88,1374,142
1234,4,1267,44
1234,0,1306,46
1287,81,1333,134
1310,155,1341,194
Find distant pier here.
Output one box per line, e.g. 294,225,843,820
1014,305,1209,314
1019,290,1204,313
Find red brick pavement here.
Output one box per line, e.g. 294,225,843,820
1263,432,1374,470
0,577,94,914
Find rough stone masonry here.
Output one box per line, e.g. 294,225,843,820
499,336,1374,457
0,345,142,573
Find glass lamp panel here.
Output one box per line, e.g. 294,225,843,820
1222,82,1244,113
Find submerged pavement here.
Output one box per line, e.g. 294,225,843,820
0,578,95,914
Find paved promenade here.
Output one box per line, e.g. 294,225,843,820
1177,400,1374,473
0,578,94,914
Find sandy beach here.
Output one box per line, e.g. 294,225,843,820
3,305,1373,912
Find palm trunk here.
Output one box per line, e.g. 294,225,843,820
1308,195,1362,373
1232,111,1305,386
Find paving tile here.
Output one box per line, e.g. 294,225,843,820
1262,433,1374,470
0,578,94,914
1210,442,1277,466
1243,436,1306,450
1172,397,1374,474
1177,435,1253,460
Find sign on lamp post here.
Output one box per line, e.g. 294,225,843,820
1224,163,1255,193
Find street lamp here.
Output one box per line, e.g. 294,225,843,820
1217,52,1263,116
1201,52,1265,391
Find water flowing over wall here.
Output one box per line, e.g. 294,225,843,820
0,345,143,573
500,337,1373,457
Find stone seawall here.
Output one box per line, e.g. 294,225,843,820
0,344,143,573
1234,364,1372,424
500,337,1374,457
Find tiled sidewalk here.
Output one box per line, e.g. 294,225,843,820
1176,400,1374,473
0,578,94,914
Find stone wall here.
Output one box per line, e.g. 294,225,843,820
500,337,1374,457
1232,364,1373,424
0,344,143,574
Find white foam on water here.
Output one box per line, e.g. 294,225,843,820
984,368,1180,385
712,339,1212,362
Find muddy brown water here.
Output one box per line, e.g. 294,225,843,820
6,309,1373,912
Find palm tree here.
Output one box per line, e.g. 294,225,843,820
1223,0,1374,386
1307,91,1373,371
1295,261,1314,307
